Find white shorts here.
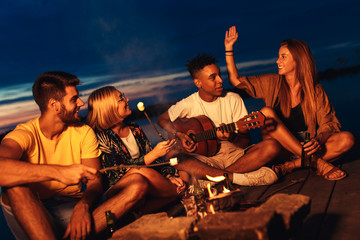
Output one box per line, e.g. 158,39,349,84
188,141,251,169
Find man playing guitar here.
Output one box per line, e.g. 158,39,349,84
157,53,280,186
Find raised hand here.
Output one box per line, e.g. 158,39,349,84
55,164,98,186
224,26,238,50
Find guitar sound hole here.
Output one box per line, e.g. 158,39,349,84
188,133,196,143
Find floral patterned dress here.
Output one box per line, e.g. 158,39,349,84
96,122,176,190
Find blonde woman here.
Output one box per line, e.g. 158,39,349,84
87,86,186,219
224,26,354,180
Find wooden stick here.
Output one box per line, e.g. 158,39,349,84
99,161,170,173
143,111,167,141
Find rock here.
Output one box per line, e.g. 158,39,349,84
249,193,311,234
109,193,310,240
195,210,287,240
110,212,196,240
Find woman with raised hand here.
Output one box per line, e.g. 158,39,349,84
224,26,354,180
87,86,187,219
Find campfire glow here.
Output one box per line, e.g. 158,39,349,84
207,183,216,198
208,203,216,214
206,175,226,182
223,186,230,193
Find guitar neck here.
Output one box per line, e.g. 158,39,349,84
193,123,236,142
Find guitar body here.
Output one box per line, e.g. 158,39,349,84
168,112,265,158
173,115,219,157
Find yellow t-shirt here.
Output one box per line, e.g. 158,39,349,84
3,117,100,199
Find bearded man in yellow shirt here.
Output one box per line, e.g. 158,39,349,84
0,72,150,240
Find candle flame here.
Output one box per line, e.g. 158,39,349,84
137,102,145,111
206,175,226,182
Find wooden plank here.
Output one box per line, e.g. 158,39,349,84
318,158,360,240
297,168,336,239
260,168,310,201
240,185,269,201
241,167,309,202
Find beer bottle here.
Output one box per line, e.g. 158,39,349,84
301,132,311,167
192,176,206,213
223,173,235,191
105,210,116,237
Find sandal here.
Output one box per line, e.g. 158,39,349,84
272,160,297,178
315,159,347,181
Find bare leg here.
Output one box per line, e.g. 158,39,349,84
4,186,57,240
260,107,352,180
260,107,302,156
92,167,186,234
175,155,230,179
320,131,355,161
225,139,281,173
92,173,149,234
124,168,179,197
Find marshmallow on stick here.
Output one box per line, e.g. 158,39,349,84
137,101,167,141
137,102,145,111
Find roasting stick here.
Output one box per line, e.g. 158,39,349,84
137,102,167,141
99,102,177,174
99,157,178,173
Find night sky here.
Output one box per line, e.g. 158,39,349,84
0,0,360,132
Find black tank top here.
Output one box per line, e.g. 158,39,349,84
274,101,307,137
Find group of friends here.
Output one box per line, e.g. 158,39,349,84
0,26,355,240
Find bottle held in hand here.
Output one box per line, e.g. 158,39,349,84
105,210,116,237
301,132,311,167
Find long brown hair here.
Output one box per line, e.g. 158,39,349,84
277,39,318,128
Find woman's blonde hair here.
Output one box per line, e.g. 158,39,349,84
277,39,318,128
87,86,123,130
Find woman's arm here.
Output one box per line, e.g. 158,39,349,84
143,139,176,165
225,26,241,87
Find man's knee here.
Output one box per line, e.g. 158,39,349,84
4,185,39,206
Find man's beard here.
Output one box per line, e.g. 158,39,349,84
58,103,81,125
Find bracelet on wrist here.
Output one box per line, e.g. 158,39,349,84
225,50,233,53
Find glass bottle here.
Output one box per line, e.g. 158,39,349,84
192,176,206,213
301,132,311,167
223,173,235,191
105,210,116,237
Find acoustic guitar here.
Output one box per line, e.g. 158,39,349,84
170,111,265,157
